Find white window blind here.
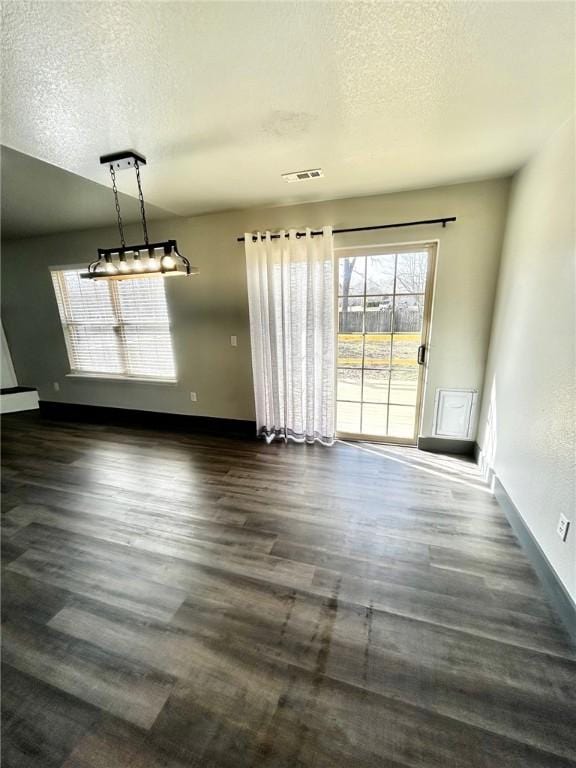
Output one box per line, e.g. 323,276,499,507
51,269,177,380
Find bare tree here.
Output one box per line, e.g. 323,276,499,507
340,257,356,330
395,252,426,293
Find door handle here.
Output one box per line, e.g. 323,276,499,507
417,345,426,365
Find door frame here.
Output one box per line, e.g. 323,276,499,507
334,239,438,446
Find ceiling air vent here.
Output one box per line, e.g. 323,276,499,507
281,168,324,183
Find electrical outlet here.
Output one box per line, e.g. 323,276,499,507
190,392,197,402
557,514,570,542
230,335,238,347
53,382,60,392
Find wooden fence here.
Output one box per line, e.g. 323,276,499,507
339,308,421,333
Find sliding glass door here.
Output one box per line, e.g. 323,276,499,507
336,243,436,444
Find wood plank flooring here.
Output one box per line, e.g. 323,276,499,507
2,411,575,768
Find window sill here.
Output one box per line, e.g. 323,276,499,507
65,373,178,385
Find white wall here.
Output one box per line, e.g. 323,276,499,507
1,321,17,388
1,177,509,436
478,118,576,601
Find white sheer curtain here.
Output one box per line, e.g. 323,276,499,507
245,227,336,445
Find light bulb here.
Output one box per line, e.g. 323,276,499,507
161,255,176,269
119,261,129,273
105,261,118,274
133,259,144,272
147,258,159,270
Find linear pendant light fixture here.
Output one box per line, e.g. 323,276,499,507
82,150,198,280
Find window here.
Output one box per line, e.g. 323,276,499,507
51,269,177,380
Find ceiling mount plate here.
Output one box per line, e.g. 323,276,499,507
99,150,147,171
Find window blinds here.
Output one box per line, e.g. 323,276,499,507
51,269,177,380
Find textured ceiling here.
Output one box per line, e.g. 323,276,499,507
1,1,574,231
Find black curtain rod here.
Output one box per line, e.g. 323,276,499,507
236,216,456,242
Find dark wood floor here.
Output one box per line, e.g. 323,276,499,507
2,411,575,768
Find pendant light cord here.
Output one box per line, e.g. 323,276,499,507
134,160,149,246
109,164,126,248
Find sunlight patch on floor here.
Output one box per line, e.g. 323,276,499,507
339,440,493,494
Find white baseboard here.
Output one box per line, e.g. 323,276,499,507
1,390,39,414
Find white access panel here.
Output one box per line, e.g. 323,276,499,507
433,388,478,439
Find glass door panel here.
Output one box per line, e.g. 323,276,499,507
391,334,420,365
364,334,392,368
363,369,390,403
388,405,417,439
337,368,362,401
366,254,396,294
389,367,418,406
362,403,388,435
336,246,434,444
337,336,363,367
337,401,361,434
